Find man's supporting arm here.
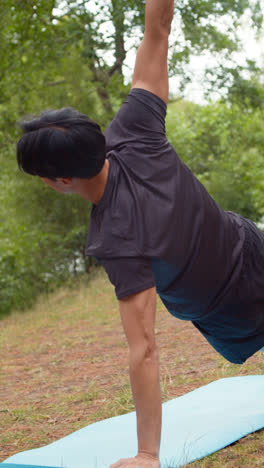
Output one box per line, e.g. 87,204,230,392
132,0,174,104
120,287,161,460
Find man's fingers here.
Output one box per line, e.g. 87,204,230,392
109,456,160,467
109,458,127,468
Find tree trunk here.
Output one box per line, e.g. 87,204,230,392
110,0,126,78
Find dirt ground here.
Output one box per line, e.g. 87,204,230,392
1,276,264,466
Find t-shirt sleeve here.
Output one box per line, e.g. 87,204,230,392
100,256,156,300
104,88,167,152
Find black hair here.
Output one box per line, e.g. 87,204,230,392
17,107,106,180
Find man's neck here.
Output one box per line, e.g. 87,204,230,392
77,159,110,205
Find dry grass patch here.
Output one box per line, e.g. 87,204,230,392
1,268,264,466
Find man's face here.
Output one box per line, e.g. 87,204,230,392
40,177,75,194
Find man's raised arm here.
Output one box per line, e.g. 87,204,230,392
132,0,174,104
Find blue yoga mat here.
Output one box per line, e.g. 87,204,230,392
0,465,60,468
2,376,264,468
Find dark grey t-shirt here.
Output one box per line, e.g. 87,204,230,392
85,88,264,364
86,88,244,307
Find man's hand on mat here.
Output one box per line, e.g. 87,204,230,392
109,453,160,468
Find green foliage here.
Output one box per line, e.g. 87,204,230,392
0,158,95,315
166,99,264,220
0,1,263,316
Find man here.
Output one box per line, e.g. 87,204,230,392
17,0,264,466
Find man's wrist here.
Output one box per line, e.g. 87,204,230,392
137,451,159,460
137,450,159,461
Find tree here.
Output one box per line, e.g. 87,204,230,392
0,0,263,315
51,0,263,98
166,95,264,220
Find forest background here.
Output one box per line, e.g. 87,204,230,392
0,0,263,317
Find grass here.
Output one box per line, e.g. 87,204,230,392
0,267,264,467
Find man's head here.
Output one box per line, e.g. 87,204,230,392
17,107,106,187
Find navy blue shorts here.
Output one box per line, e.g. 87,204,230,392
192,216,264,364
